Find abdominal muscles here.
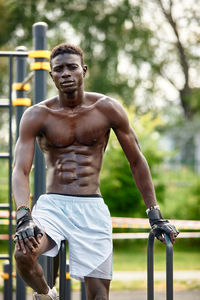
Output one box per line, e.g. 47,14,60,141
57,161,95,186
46,145,102,194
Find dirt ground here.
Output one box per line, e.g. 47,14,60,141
108,290,200,300
67,289,200,300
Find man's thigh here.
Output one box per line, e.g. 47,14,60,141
84,277,110,300
38,231,56,256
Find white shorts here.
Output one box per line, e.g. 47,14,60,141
31,193,113,281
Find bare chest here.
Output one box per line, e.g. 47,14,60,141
40,109,110,147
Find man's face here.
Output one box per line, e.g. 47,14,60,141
50,53,87,93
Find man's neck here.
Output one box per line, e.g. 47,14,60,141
58,89,85,108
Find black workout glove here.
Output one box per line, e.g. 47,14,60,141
147,207,179,242
14,208,43,243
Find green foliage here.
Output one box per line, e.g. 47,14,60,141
185,176,200,220
100,139,141,217
190,89,200,113
0,0,19,46
100,104,166,217
157,165,200,220
0,0,200,119
0,0,156,108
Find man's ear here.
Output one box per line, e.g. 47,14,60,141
49,71,54,81
83,65,88,77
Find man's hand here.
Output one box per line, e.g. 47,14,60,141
14,208,43,254
147,206,179,244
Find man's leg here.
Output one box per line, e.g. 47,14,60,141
84,277,110,300
14,232,55,294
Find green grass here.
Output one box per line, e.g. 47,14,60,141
112,239,200,271
113,249,200,271
156,165,200,220
0,238,200,292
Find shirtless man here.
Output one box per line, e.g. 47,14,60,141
12,43,179,300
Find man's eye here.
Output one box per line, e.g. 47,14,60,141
70,65,78,69
54,68,61,72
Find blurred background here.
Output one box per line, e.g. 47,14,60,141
0,0,200,296
1,0,199,219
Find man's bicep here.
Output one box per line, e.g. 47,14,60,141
114,126,142,165
107,98,143,162
13,106,41,172
13,136,35,174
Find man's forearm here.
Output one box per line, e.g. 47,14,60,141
130,154,157,208
12,169,31,209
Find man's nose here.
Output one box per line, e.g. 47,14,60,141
62,67,70,77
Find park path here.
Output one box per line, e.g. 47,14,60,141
0,271,199,299
1,289,199,300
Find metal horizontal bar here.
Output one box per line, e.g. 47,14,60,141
0,220,9,225
0,51,28,57
111,217,200,230
0,234,14,240
0,204,10,209
0,255,10,260
0,105,9,108
0,211,15,218
112,232,200,239
0,234,9,239
0,98,10,107
0,153,10,158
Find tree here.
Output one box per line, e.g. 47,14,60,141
0,0,165,110
142,0,200,119
1,0,199,119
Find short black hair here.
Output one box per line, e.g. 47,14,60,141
50,43,84,67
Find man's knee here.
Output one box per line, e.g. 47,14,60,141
14,248,36,270
90,290,108,300
86,289,108,300
85,277,110,300
94,293,108,300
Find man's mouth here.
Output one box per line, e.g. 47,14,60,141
60,81,75,87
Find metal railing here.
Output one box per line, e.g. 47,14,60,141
0,22,49,300
0,53,16,300
147,231,173,300
46,240,86,300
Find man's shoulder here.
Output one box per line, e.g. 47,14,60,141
20,98,57,129
23,97,57,117
86,92,129,128
86,92,122,111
